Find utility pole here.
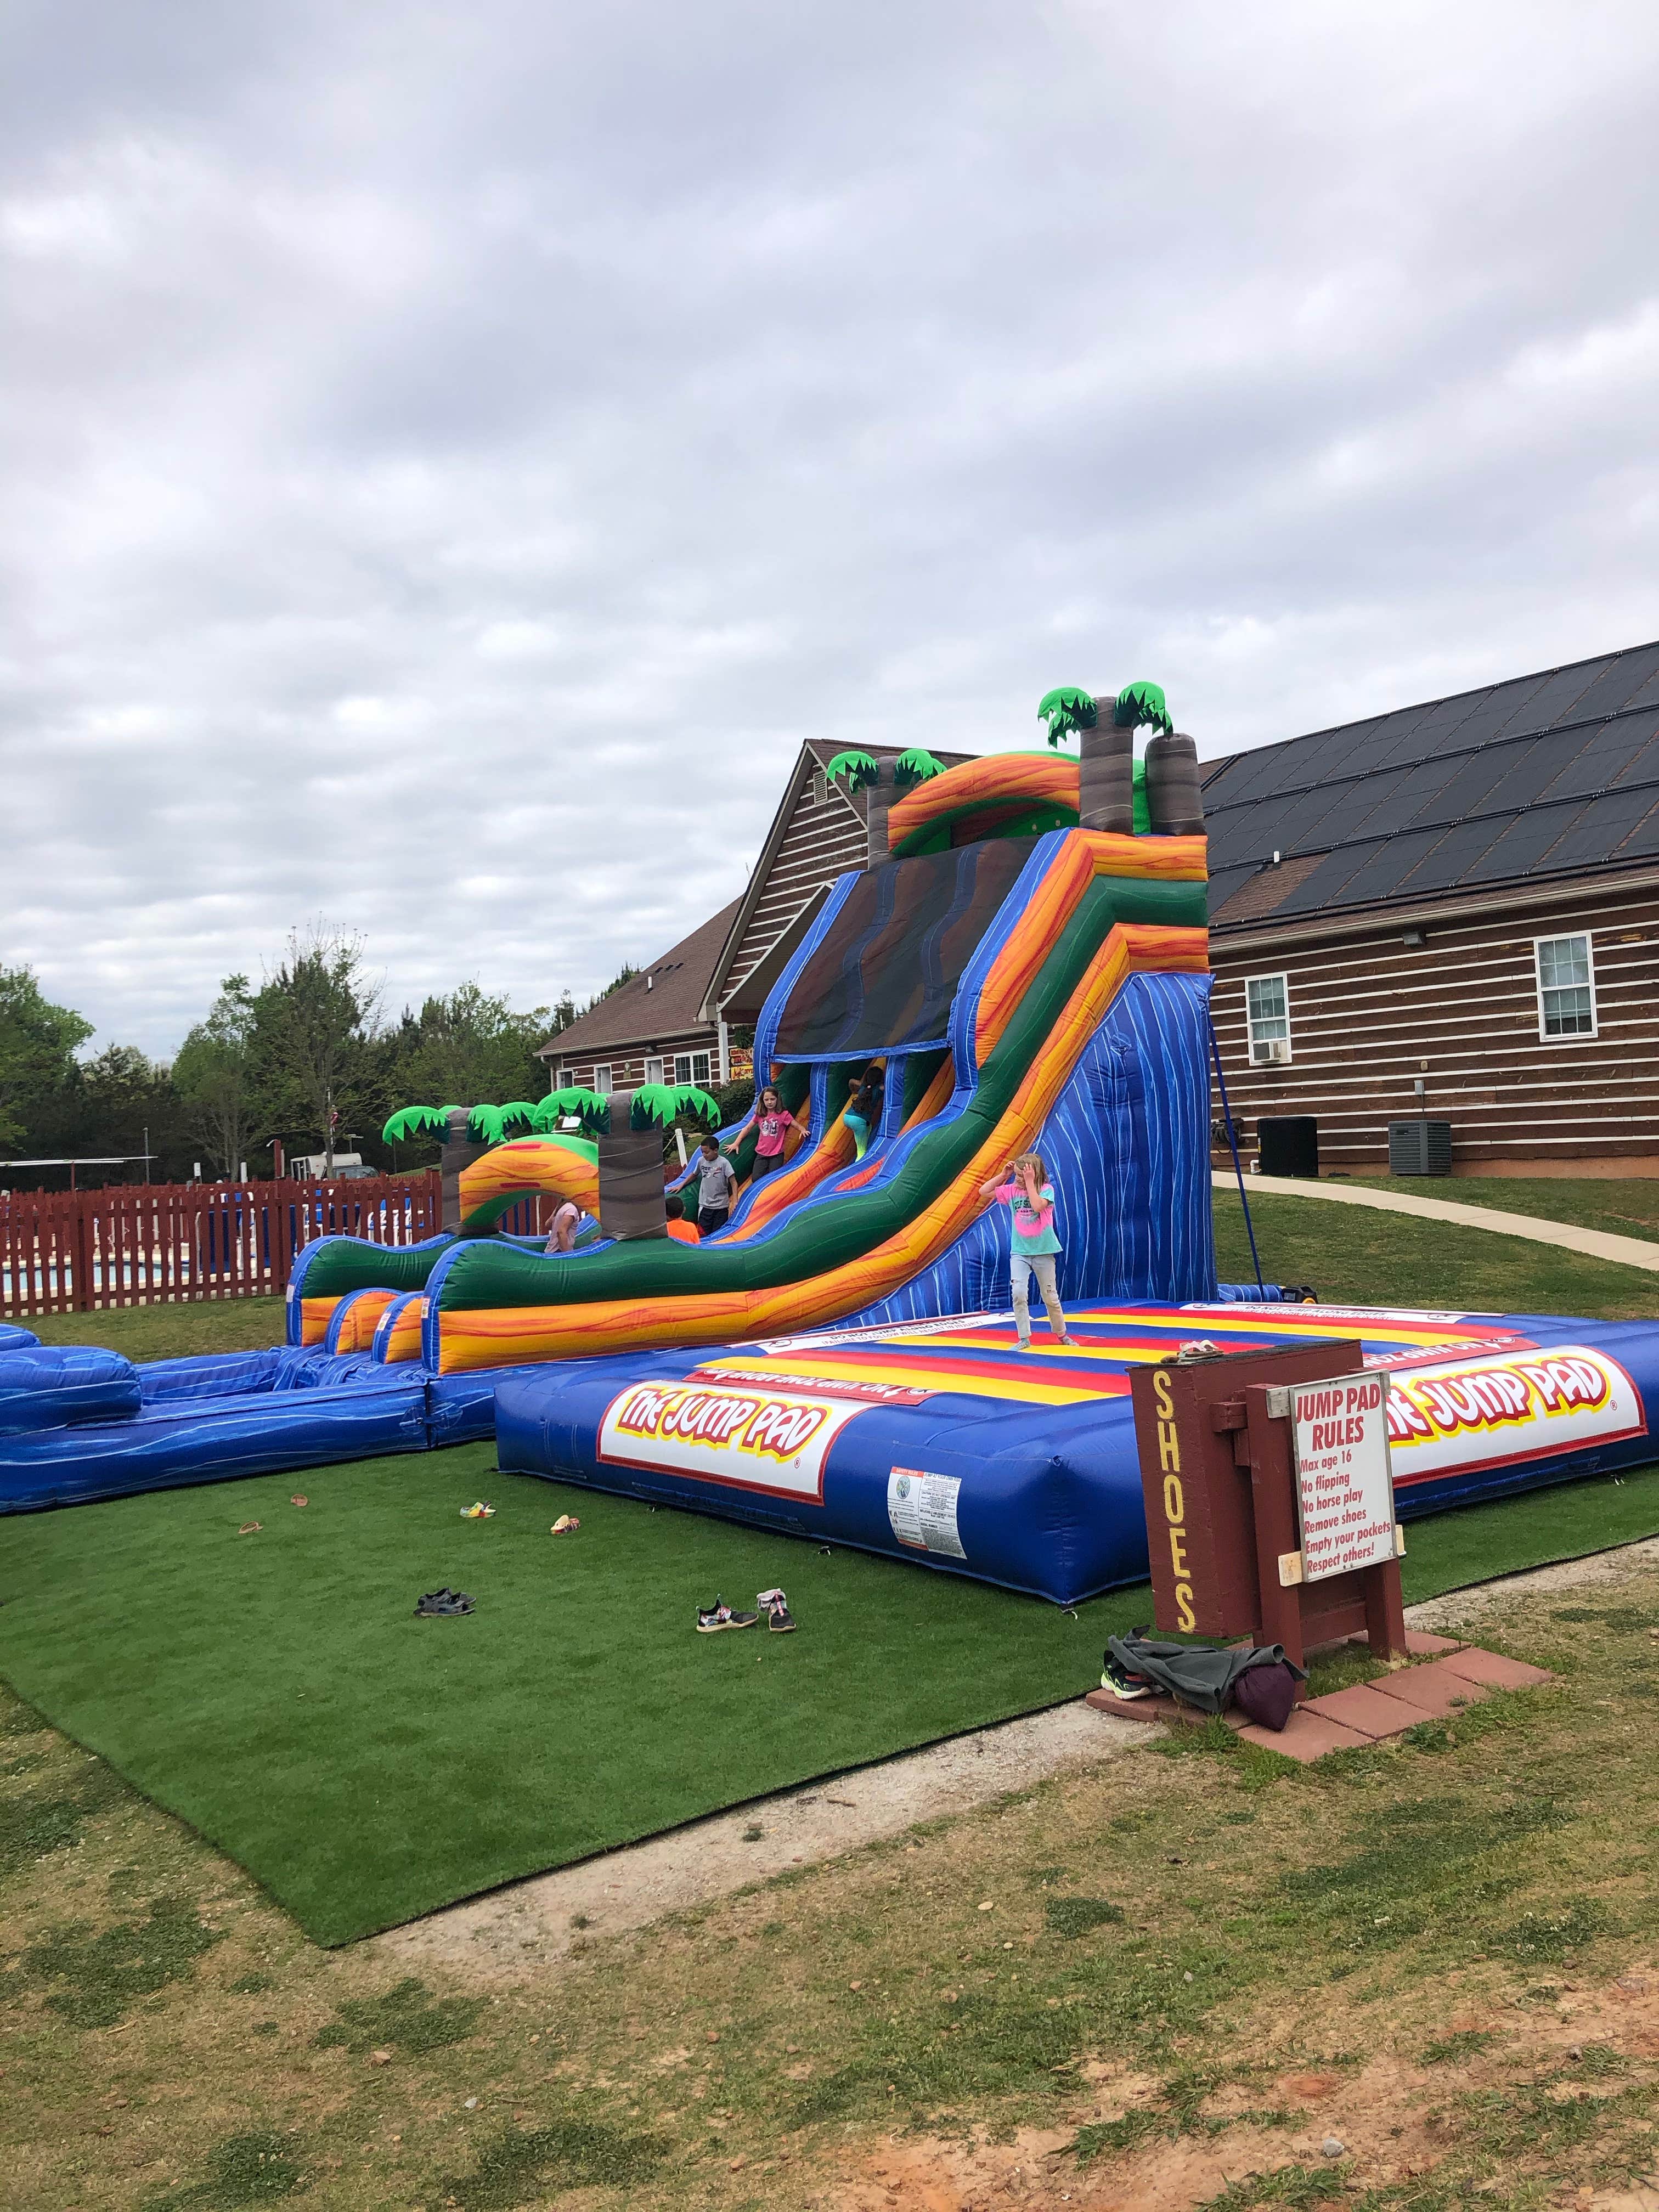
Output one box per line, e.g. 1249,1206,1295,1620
143,1125,150,1185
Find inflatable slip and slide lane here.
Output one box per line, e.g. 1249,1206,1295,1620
5,715,1659,1604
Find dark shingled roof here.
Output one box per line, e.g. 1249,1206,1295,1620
1203,639,1659,927
535,899,742,1061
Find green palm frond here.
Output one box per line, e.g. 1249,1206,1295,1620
1036,687,1098,748
469,1101,543,1144
893,748,946,790
1113,680,1173,736
381,1104,451,1144
825,748,881,792
670,1085,723,1126
628,1084,684,1130
532,1087,611,1136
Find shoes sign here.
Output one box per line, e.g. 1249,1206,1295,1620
1272,1374,1400,1584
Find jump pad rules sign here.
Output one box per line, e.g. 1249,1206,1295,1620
1283,1373,1399,1582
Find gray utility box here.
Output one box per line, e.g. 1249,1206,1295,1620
1389,1118,1452,1176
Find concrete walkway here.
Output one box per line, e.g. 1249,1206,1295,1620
1214,1169,1659,1275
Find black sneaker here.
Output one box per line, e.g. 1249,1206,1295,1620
1101,1649,1152,1699
415,1588,475,1616
757,1587,796,1633
696,1596,758,1633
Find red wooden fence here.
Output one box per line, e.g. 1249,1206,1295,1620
0,1173,455,1320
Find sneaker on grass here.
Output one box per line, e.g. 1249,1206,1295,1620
757,1588,797,1633
696,1596,759,1633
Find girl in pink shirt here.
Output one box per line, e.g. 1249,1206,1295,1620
978,1152,1074,1350
752,1086,795,1180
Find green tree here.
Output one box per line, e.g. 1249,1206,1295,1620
173,975,257,1178
386,983,551,1115
0,965,93,1151
249,926,381,1174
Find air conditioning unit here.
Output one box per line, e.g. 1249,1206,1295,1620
1252,1038,1291,1066
1389,1119,1452,1176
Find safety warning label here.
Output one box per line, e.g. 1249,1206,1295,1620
887,1467,965,1559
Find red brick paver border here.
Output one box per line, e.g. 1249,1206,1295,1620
1438,1647,1554,1691
1235,1709,1375,1762
1304,1681,1428,1739
1348,1658,1492,1719
1081,1646,1551,1760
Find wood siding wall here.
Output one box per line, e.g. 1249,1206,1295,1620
723,769,865,1002
548,1029,717,1094
1209,879,1659,1176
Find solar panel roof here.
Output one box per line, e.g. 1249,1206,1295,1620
1204,639,1659,926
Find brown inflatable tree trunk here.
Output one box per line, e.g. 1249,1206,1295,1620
1077,715,1134,834
1144,730,1205,835
439,1108,494,1235
596,1092,669,1240
865,758,896,866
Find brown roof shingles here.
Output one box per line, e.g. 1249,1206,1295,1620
535,898,742,1061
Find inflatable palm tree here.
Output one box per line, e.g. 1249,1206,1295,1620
1037,681,1176,834
827,747,945,866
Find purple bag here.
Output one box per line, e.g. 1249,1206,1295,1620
1231,1659,1301,1732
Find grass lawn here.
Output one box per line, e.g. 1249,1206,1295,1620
3,1547,1657,2208
1345,1174,1659,1245
1214,1184,1659,1319
21,1296,287,1363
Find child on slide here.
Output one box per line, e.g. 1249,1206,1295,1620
979,1153,1075,1351
752,1085,795,1179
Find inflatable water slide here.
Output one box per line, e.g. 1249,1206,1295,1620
5,685,1658,1604
290,820,1215,1370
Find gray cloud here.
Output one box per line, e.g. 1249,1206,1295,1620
3,0,1657,1054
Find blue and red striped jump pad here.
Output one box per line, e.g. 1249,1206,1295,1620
494,1300,1657,1604
4,1302,1656,1607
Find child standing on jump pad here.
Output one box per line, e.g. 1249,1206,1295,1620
979,1153,1075,1351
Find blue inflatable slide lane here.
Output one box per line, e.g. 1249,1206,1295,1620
495,1300,1659,1606
0,1333,504,1515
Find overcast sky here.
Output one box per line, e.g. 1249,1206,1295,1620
4,2,1657,1057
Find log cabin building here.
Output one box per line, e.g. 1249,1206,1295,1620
1202,637,1659,1177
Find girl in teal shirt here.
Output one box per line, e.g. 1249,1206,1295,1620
979,1152,1074,1350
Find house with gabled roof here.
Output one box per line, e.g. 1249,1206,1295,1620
538,742,972,1097
1203,638,1659,1176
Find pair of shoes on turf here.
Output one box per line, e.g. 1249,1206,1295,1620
697,1589,796,1634
415,1587,474,1616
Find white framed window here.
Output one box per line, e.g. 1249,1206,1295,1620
555,1066,572,1090
673,1051,713,1087
644,1056,664,1086
1245,974,1292,1066
592,1065,613,1095
1535,933,1596,1039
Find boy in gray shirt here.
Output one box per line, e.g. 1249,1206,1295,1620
693,1137,737,1235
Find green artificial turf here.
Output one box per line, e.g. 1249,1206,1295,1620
3,1444,1659,1949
